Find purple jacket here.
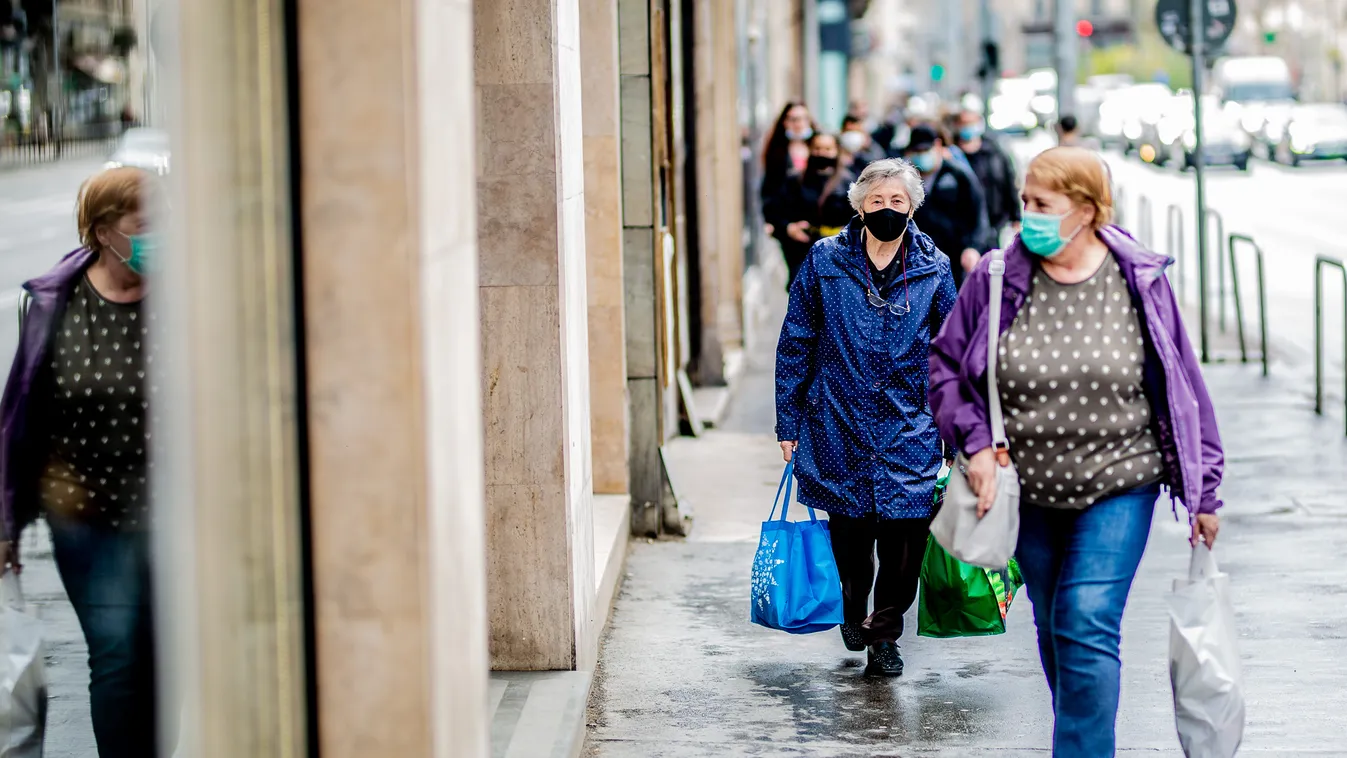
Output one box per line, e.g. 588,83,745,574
1,248,96,540
928,226,1225,518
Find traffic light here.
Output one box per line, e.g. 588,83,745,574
931,64,945,82
1076,20,1094,37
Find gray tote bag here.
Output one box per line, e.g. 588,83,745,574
930,249,1020,569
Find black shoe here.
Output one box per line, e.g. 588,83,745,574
840,622,866,652
865,642,903,677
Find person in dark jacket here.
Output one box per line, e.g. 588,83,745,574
902,123,989,289
0,167,161,757
776,158,958,678
760,101,818,238
839,113,887,175
766,132,855,289
956,109,1022,251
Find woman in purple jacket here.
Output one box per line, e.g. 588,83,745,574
929,147,1223,756
0,167,160,757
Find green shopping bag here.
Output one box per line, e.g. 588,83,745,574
918,470,1024,638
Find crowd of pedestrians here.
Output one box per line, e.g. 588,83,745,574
762,97,1226,757
761,99,1024,291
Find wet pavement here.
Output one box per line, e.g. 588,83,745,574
584,278,1347,756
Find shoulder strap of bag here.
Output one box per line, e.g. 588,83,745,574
768,461,819,523
986,250,1010,462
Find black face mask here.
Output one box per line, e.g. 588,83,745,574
806,155,838,175
862,208,908,243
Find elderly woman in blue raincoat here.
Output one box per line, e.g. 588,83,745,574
776,158,958,677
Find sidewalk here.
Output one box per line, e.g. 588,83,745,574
584,281,1347,755
17,521,97,756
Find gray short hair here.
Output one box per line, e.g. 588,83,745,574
847,158,925,213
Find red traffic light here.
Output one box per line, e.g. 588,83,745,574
1076,19,1094,36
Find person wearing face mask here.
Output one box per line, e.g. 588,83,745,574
839,114,887,174
776,159,958,678
766,132,855,289
0,166,163,757
902,123,989,290
929,147,1224,756
955,109,1022,252
760,102,818,240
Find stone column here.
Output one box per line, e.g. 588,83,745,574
298,0,490,755
618,0,665,534
475,0,597,671
581,0,630,496
690,0,746,386
152,0,309,755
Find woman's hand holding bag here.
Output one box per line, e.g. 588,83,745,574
964,447,999,518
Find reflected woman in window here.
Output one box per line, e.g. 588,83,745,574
0,166,160,757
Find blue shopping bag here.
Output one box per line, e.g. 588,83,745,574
750,462,845,634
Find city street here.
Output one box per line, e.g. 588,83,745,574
586,264,1347,756
0,159,101,360
8,142,1347,756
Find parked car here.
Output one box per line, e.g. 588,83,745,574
105,127,171,175
1248,101,1296,159
1173,107,1251,171
988,77,1040,135
1139,94,1194,166
1109,83,1173,154
1273,103,1347,166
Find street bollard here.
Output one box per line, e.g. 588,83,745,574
1314,255,1347,435
1227,234,1269,377
1206,209,1227,333
1167,204,1185,306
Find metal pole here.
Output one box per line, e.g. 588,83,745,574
802,0,820,114
1191,0,1210,363
1054,0,1077,119
51,0,60,153
980,0,994,116
1317,258,1326,415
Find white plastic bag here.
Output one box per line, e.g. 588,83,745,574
932,457,1020,569
1168,545,1244,758
0,571,46,758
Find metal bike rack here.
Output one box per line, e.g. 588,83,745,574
1316,256,1347,435
1166,204,1185,305
1226,234,1269,377
1206,209,1227,332
1137,195,1154,249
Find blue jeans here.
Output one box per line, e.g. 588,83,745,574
1016,485,1159,757
47,515,158,758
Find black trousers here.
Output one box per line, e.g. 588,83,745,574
828,513,931,644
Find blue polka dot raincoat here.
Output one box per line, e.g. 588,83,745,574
775,217,959,520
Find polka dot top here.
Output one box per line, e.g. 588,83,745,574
37,275,155,531
997,253,1163,509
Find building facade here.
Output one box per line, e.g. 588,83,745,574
130,0,811,754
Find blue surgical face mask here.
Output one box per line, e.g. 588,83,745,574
1020,210,1085,258
115,230,159,275
959,124,985,142
785,126,814,142
909,150,938,173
